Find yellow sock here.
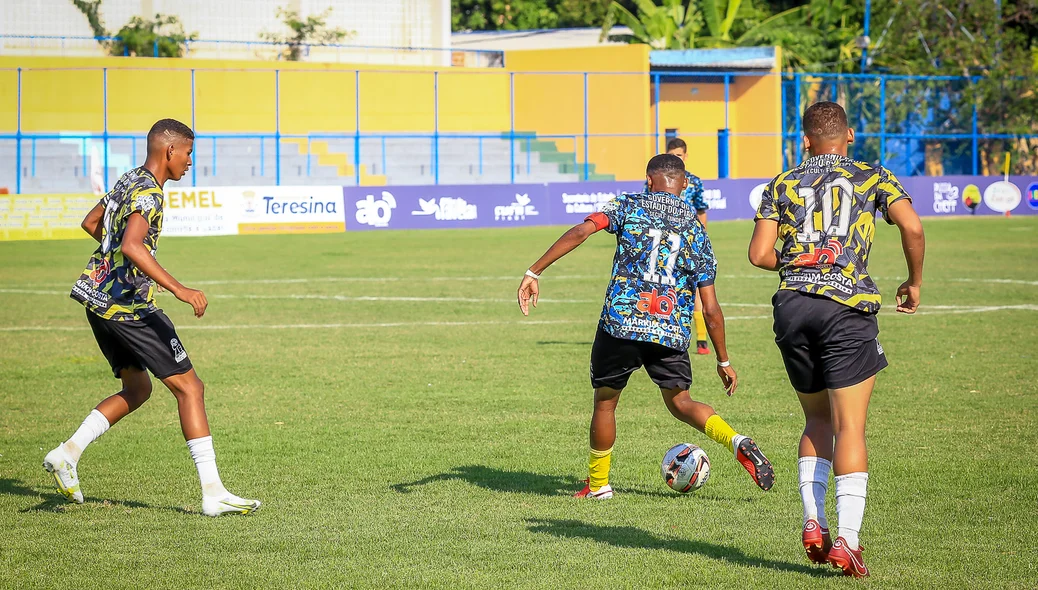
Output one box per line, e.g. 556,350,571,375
588,446,613,491
704,415,738,453
694,310,707,342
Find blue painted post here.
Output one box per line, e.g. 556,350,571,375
526,137,531,174
275,70,282,186
509,72,515,184
354,70,361,186
583,73,589,181
794,73,802,162
212,136,216,176
879,75,887,166
717,129,730,178
260,139,265,176
861,0,871,74
103,67,109,191
306,136,311,176
31,138,36,177
433,71,439,185
781,75,788,170
15,68,20,194
971,103,978,175
654,73,660,154
191,69,197,186
478,137,483,176
153,39,158,58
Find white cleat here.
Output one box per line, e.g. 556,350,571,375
573,482,614,499
43,447,84,504
202,493,262,517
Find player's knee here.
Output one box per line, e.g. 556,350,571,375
127,380,152,405
169,375,205,401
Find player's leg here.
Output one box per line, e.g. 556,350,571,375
826,376,874,569
44,314,151,503
644,342,774,491
693,288,709,355
577,329,640,499
659,388,774,491
797,389,834,563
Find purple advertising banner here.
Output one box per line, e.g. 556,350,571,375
343,175,1038,230
344,184,549,231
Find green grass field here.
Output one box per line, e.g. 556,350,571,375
1,216,1036,589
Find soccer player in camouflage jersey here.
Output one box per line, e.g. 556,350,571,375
645,138,712,355
518,154,774,500
44,119,260,517
749,102,925,576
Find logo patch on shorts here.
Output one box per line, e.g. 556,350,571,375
876,339,884,355
170,338,188,363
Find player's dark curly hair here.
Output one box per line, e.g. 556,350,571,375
646,153,685,180
147,118,195,147
802,101,848,140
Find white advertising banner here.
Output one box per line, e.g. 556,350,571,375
163,186,346,237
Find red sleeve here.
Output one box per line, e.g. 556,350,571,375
585,212,609,231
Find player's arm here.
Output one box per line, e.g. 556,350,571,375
747,219,781,271
517,219,600,316
696,210,707,228
885,199,925,314
698,284,737,396
121,212,208,318
81,202,104,243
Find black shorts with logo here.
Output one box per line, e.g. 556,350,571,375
772,290,887,393
86,309,193,379
590,327,692,391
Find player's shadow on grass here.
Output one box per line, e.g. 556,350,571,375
391,465,583,496
526,518,835,577
0,478,192,515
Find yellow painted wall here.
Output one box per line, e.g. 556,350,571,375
653,81,727,180
730,74,782,178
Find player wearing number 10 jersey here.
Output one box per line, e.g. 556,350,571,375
517,154,774,500
749,102,926,576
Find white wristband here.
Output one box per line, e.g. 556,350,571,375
525,269,540,280
716,359,730,367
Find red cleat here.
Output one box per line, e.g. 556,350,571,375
802,518,832,564
696,340,710,355
573,479,613,499
734,437,775,491
828,537,869,577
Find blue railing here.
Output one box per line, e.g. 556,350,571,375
1,67,1033,194
0,34,505,67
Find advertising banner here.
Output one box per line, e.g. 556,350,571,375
0,194,100,241
344,184,548,231
545,181,644,226
163,186,347,237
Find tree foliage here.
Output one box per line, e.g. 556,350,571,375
260,6,355,61
452,0,623,31
111,14,197,58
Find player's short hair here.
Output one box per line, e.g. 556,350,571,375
802,101,848,140
646,153,685,180
147,118,195,147
665,138,687,152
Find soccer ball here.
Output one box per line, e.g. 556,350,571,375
661,443,710,493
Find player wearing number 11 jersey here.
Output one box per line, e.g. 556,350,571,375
517,154,774,500
749,102,925,576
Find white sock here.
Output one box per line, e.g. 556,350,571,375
730,434,747,458
61,409,111,463
835,472,869,550
798,456,832,529
186,436,229,498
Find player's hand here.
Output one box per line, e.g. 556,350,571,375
717,364,738,396
176,287,208,318
895,281,920,314
517,275,539,316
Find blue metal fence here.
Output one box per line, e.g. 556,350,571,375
2,66,1034,194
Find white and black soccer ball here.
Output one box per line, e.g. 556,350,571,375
661,443,710,493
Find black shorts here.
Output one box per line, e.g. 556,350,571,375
772,290,887,393
590,327,692,391
86,309,193,379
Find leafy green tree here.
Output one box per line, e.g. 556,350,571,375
260,6,354,61
600,0,702,49
111,14,197,58
452,0,631,31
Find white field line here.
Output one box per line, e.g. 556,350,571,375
3,307,1038,333
8,274,1038,289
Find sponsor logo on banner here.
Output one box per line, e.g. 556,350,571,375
1027,183,1038,210
167,190,223,209
355,191,396,228
702,189,726,210
748,183,768,213
932,182,959,213
962,184,982,209
254,194,339,216
495,193,539,221
561,191,617,214
411,197,477,221
984,181,1022,213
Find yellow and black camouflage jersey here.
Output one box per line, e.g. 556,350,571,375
70,167,164,321
755,154,911,313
